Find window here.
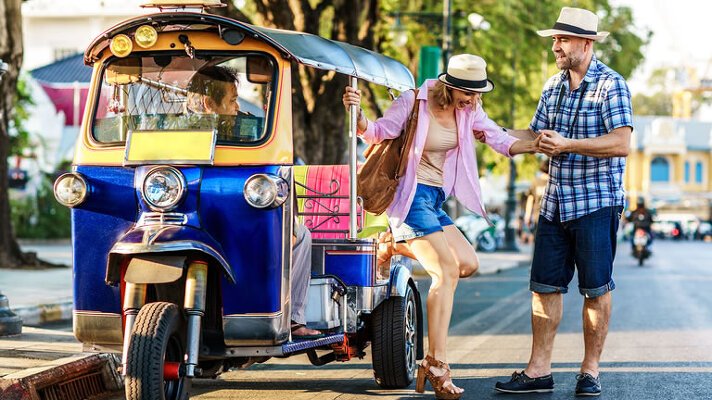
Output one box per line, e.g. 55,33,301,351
695,161,704,184
650,157,669,183
684,161,690,183
92,52,275,146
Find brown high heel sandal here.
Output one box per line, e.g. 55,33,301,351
415,355,463,399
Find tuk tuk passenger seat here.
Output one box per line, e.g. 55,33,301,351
293,165,388,239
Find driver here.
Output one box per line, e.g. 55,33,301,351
627,197,654,250
185,65,250,141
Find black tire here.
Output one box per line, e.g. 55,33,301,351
126,302,190,400
371,285,418,389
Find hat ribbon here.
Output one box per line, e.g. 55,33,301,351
445,74,488,89
552,22,597,36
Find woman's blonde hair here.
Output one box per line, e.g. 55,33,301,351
431,81,453,109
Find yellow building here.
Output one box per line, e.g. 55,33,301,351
626,117,712,219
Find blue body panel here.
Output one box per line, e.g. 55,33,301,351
73,166,137,313
199,166,283,315
324,251,374,286
72,165,284,316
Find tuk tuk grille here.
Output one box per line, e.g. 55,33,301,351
37,371,107,400
139,212,187,226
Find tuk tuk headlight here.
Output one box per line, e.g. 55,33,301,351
53,173,88,207
244,174,288,209
142,166,186,211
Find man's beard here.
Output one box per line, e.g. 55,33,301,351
556,52,582,70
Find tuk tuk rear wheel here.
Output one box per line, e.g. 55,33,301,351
371,285,417,388
125,302,190,400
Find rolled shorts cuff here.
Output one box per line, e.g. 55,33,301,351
579,280,616,298
392,225,443,243
529,281,568,294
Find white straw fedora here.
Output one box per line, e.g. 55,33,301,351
537,7,609,42
438,54,494,93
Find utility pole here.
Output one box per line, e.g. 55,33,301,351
0,59,23,337
441,0,452,71
501,55,519,252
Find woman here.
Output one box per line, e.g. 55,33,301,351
343,54,535,399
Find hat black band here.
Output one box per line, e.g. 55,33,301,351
445,74,488,89
552,22,597,36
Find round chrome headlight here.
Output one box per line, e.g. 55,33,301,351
54,173,88,207
244,174,288,209
142,166,186,211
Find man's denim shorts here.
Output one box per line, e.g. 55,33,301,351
530,206,623,298
392,183,454,243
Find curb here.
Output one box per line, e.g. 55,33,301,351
411,256,531,278
12,301,73,326
0,353,122,400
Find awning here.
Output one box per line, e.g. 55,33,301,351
85,12,415,92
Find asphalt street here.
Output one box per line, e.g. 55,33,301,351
95,239,712,399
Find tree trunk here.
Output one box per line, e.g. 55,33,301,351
0,0,54,269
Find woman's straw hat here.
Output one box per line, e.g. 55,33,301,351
438,54,494,93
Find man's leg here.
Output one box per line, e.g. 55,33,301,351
581,291,611,376
526,292,563,377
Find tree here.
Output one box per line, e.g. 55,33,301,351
0,0,49,268
217,1,381,164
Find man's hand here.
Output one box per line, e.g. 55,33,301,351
538,129,570,157
473,129,486,143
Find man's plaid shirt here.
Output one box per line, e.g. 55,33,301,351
530,55,633,223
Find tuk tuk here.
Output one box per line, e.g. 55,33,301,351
52,1,423,398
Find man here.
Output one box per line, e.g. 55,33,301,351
626,197,653,252
290,222,322,338
493,7,633,396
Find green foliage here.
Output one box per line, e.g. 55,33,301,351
11,176,71,239
9,74,36,157
633,92,672,116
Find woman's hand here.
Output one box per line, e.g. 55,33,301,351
342,86,361,108
343,86,367,132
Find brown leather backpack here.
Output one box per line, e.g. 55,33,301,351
357,90,420,215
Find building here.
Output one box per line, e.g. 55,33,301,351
626,116,712,219
22,0,145,70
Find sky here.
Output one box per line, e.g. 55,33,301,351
608,0,710,94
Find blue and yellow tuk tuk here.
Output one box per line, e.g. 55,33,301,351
53,1,423,398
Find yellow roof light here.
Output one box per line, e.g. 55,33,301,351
135,25,158,48
110,34,133,58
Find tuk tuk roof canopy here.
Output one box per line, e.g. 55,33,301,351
85,12,415,92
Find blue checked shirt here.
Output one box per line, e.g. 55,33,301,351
530,56,633,222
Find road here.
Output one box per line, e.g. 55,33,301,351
95,239,712,399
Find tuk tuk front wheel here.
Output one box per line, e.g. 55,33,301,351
125,302,190,400
371,285,417,388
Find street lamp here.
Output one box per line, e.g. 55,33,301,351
0,58,23,337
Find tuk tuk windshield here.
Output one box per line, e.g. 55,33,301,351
92,53,275,146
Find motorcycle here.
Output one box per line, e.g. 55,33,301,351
632,228,651,266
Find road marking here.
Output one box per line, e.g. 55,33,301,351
449,287,531,338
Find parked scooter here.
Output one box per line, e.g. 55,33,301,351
454,213,503,253
632,228,652,266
